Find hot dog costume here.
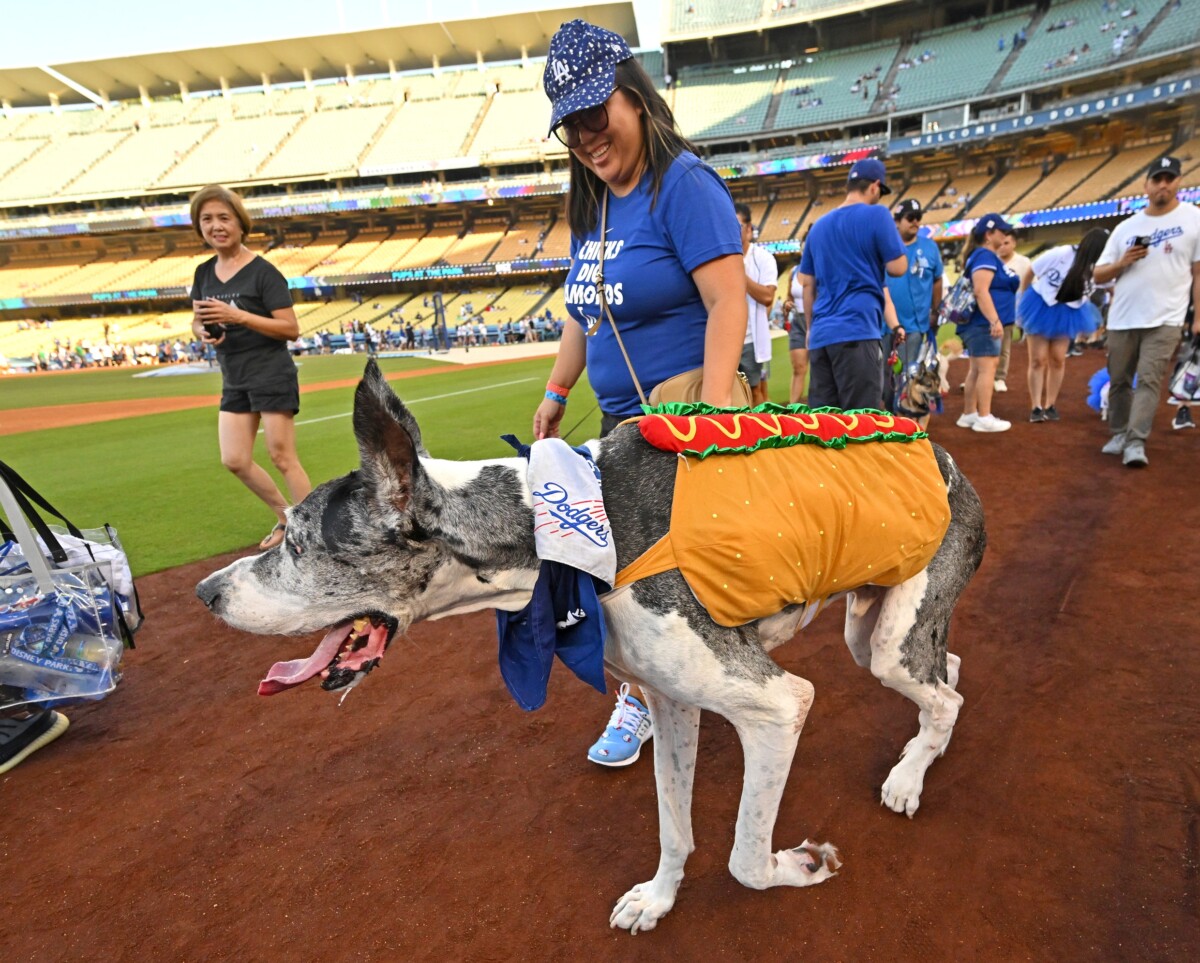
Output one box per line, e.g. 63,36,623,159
614,403,950,627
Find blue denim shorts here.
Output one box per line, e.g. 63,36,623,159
959,324,1002,358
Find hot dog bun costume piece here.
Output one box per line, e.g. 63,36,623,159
613,403,950,627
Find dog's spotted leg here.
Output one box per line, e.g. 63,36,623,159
726,672,840,890
609,689,700,935
869,570,965,818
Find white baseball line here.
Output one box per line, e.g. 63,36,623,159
285,377,538,428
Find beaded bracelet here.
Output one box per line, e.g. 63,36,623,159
545,390,568,406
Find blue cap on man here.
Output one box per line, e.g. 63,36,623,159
848,157,892,195
543,20,634,136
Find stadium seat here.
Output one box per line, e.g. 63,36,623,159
1017,153,1110,212
0,130,130,202
1054,140,1173,206
886,10,1033,112
360,96,487,171
155,114,301,189
773,41,901,131
1001,0,1154,91
758,195,811,243
257,105,393,180
673,66,777,140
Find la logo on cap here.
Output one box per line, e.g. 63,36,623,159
551,59,570,84
1161,159,1171,167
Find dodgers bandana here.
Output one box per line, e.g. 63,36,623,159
495,435,611,710
501,435,616,586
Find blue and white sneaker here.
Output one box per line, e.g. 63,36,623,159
587,683,653,767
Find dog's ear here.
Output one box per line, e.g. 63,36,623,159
356,359,429,454
353,360,425,513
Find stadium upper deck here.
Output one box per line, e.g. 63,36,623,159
0,0,1196,339
0,0,1196,213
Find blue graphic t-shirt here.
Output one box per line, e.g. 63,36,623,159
798,203,907,350
884,235,944,334
565,151,742,417
962,247,1020,328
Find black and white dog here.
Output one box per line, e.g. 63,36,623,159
196,361,986,934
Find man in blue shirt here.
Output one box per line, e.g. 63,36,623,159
884,198,944,378
799,158,909,409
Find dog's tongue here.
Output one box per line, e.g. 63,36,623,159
258,624,354,696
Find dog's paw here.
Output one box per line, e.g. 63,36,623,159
771,840,842,887
610,881,677,934
881,756,926,818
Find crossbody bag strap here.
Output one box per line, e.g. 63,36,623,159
591,189,650,408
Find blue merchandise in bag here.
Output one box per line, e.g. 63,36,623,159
0,460,137,713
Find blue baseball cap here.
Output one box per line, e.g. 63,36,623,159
544,19,633,137
972,213,1014,238
848,157,892,195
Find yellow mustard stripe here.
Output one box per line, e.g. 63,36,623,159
657,416,699,443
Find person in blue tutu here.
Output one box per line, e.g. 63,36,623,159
1018,229,1109,422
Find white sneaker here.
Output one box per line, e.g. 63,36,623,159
956,412,978,429
1101,433,1126,455
993,379,1008,393
972,414,1011,433
1122,442,1148,467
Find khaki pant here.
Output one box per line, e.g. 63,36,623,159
995,325,1014,382
1106,325,1180,444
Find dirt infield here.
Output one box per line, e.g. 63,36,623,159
3,354,1197,963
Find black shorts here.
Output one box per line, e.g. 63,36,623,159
807,339,884,410
218,347,300,415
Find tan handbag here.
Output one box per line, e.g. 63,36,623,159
590,190,751,410
648,366,753,407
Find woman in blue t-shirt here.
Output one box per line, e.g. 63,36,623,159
533,20,747,767
534,20,746,437
956,213,1019,434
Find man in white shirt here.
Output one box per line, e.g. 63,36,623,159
1094,155,1200,467
736,203,779,405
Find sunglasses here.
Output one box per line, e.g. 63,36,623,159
901,214,922,222
553,99,610,148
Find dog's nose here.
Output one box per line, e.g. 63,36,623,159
195,576,222,610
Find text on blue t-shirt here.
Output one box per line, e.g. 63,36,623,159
883,236,944,334
564,151,742,417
